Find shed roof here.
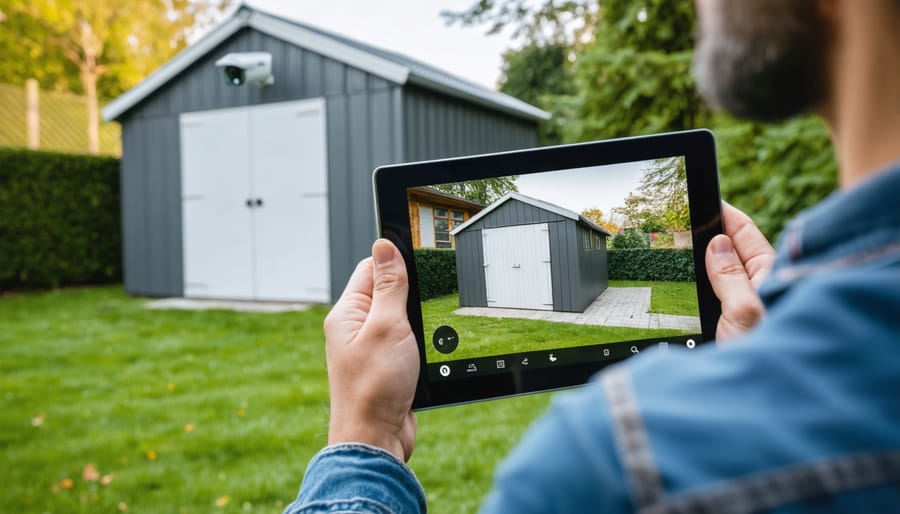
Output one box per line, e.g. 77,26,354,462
450,192,612,236
102,5,551,122
408,186,485,211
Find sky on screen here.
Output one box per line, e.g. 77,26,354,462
516,160,658,221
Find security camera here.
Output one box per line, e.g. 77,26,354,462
214,52,274,87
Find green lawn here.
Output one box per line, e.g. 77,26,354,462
423,281,698,363
0,286,551,514
608,280,700,316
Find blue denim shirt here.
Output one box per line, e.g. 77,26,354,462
286,163,900,514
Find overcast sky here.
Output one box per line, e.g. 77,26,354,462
515,160,653,222
245,0,514,89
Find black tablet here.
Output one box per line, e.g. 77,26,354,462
374,129,722,409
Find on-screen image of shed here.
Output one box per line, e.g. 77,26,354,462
102,5,548,304
451,193,611,313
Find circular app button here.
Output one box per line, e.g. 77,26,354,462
439,364,451,377
433,326,459,354
686,339,696,349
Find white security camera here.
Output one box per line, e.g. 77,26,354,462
214,52,274,87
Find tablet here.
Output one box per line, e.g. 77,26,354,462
374,129,722,409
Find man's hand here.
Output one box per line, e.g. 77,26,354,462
323,239,419,462
705,202,776,341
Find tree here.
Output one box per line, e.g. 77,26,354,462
432,177,519,205
579,207,620,234
0,8,80,93
563,0,707,141
613,157,689,233
449,0,838,238
441,1,598,47
498,42,574,144
715,114,838,240
611,229,648,249
2,0,229,154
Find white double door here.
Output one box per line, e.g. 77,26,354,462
180,98,330,302
482,223,553,310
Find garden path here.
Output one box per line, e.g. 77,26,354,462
454,287,701,331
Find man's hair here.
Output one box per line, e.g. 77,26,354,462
692,0,829,123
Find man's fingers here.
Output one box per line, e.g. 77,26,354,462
706,234,766,340
721,202,775,287
324,258,374,339
366,239,410,335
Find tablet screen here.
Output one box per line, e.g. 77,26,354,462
407,156,702,382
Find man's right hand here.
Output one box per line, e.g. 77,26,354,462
705,202,776,342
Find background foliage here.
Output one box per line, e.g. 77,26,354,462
452,0,839,240
413,249,459,300
607,248,695,281
413,247,695,292
0,148,121,289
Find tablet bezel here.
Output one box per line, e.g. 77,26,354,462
374,129,722,409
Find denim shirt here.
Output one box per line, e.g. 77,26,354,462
286,163,900,514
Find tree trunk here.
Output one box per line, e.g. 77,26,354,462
82,71,100,154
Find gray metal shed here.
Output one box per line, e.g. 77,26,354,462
450,193,610,313
102,5,548,303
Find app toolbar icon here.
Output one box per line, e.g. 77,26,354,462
439,365,450,377
686,339,696,349
631,346,639,354
433,326,459,354
522,357,529,366
496,360,505,369
466,363,478,373
603,349,610,357
549,354,558,363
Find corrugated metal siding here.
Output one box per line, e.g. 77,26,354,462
119,27,403,299
120,117,182,296
403,86,538,161
462,199,566,232
548,220,577,312
454,230,486,307
574,224,608,311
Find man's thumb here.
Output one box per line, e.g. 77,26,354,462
369,239,409,316
706,234,765,337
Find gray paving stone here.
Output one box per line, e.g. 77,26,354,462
454,287,701,331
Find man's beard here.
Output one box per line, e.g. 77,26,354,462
692,0,829,123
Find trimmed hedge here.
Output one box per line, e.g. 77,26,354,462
608,248,695,282
413,249,457,300
0,148,121,289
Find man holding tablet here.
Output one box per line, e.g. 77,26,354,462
288,0,900,512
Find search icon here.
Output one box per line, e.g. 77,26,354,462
630,346,639,354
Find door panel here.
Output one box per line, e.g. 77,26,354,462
482,223,553,310
180,109,254,299
250,99,330,302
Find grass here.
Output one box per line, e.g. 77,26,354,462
0,286,552,514
422,282,696,363
608,280,699,316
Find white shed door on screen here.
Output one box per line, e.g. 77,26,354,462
250,98,330,302
482,223,553,310
180,108,254,300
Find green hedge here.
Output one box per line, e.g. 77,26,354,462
608,248,695,282
0,148,121,289
413,249,457,300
